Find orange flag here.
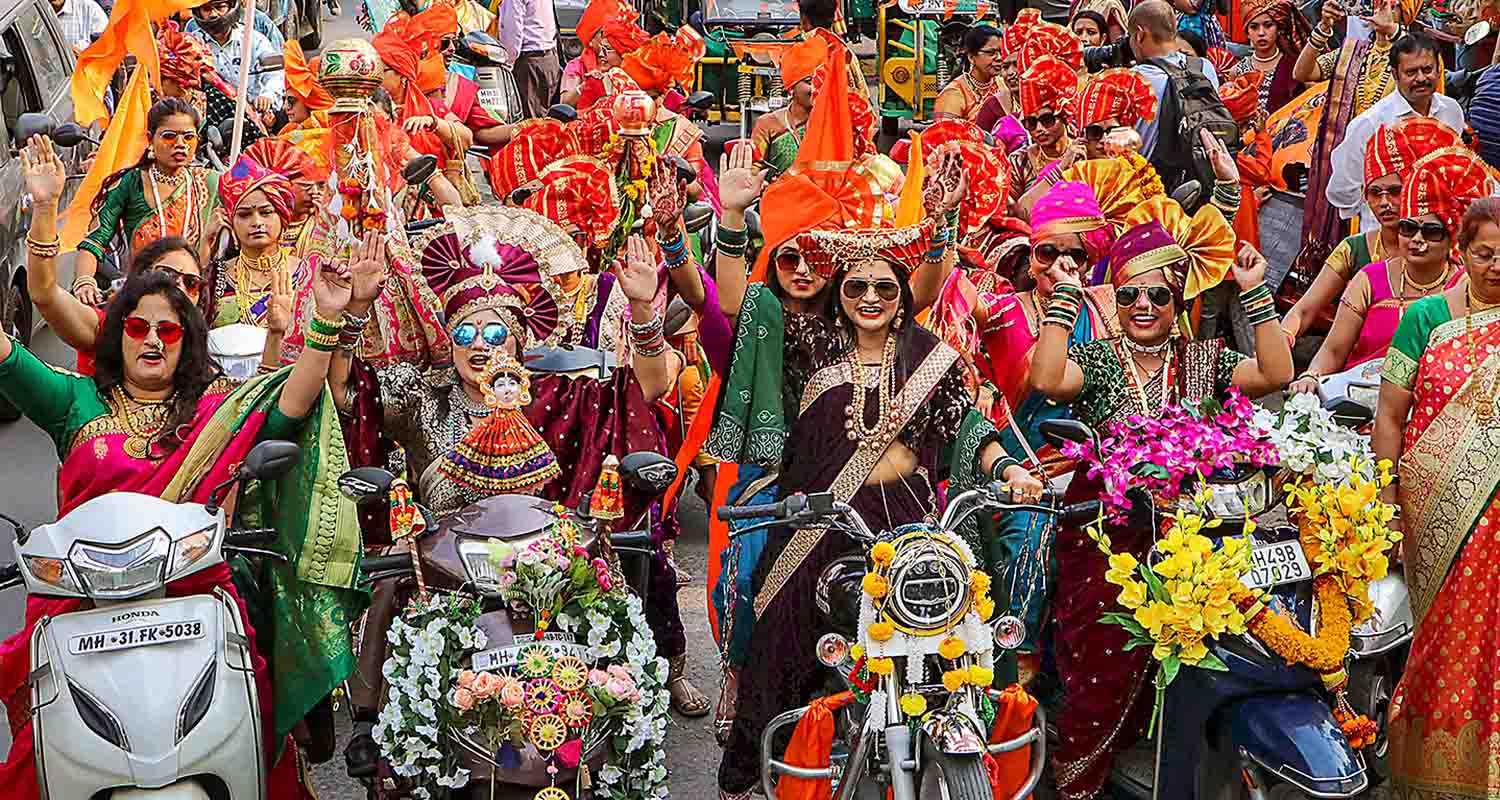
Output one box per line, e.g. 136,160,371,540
61,66,152,251
72,0,205,126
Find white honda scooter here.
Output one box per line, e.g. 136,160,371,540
0,440,301,799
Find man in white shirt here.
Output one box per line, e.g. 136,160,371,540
498,0,561,117
50,0,107,54
186,0,285,119
1127,0,1220,158
1327,33,1466,232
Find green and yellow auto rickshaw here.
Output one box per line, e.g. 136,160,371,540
874,0,995,134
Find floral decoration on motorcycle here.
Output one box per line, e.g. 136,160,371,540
373,515,670,800
1061,390,1278,520
851,527,999,727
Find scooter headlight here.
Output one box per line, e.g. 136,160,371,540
171,525,218,574
68,530,171,600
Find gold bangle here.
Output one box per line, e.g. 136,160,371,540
71,275,94,292
26,235,60,258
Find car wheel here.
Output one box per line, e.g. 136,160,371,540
0,275,30,423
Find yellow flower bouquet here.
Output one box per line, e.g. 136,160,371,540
1092,504,1254,731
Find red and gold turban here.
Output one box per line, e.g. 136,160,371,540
1220,71,1263,128
1242,0,1312,56
927,140,1009,232
1401,146,1499,239
578,0,629,48
1017,22,1084,74
780,34,828,88
1076,68,1157,127
520,156,623,248
487,119,575,201
158,22,210,90
218,154,298,223
1002,9,1042,58
244,137,323,183
621,26,704,94
1363,117,1462,186
1019,55,1081,118
1120,195,1235,299
285,41,334,111
602,17,650,59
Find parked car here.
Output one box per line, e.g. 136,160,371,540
0,0,93,422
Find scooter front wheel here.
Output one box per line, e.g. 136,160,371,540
915,737,990,800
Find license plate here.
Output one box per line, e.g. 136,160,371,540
470,632,590,671
68,619,205,655
1241,540,1312,589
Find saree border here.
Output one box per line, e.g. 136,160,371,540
754,345,961,617
1400,342,1500,623
1388,714,1500,800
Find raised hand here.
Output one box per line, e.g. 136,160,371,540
649,164,688,231
718,144,766,214
312,255,354,319
348,231,389,311
266,264,295,335
1369,0,1398,39
923,147,969,216
1200,128,1239,184
1233,240,1269,291
1320,0,1347,32
21,135,65,205
618,235,660,303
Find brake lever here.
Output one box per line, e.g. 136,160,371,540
223,546,289,563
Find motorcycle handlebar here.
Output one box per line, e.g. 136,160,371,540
0,563,20,591
717,502,785,521
363,554,413,575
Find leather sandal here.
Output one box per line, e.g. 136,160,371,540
667,654,711,717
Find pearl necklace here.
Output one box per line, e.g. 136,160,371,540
845,335,901,449
1122,336,1173,356
456,386,493,419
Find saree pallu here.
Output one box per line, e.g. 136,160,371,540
1386,310,1500,800
1052,474,1155,800
1292,40,1377,280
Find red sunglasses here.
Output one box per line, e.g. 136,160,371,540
123,316,184,344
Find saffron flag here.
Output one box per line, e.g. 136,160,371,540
61,66,153,251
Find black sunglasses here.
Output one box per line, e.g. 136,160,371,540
1034,244,1089,266
841,278,902,302
147,264,202,293
1398,218,1448,243
1084,123,1125,142
1115,285,1174,308
1022,111,1063,130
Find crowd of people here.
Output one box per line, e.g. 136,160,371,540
2,0,1500,796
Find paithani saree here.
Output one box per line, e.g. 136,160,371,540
716,320,999,795
1384,296,1500,800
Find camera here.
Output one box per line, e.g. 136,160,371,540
1084,35,1136,71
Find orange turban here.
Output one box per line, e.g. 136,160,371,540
1019,55,1081,118
621,26,704,94
372,26,420,81
285,41,333,110
578,0,628,48
1076,68,1157,127
158,22,210,90
521,156,622,246
1002,9,1042,57
1401,146,1498,239
1017,22,1083,74
780,34,828,88
1364,117,1461,186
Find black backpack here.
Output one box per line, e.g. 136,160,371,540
1145,56,1241,203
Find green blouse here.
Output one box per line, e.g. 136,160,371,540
1382,295,1451,391
78,168,220,262
0,338,302,459
1069,337,1246,427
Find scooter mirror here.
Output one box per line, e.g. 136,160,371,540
338,467,397,503
13,112,53,145
257,53,284,70
684,202,714,235
51,122,92,148
241,440,301,481
670,154,696,184
664,297,693,338
547,103,579,123
1322,397,1374,428
1040,419,1095,449
685,90,716,111
1170,179,1202,210
620,451,678,496
403,154,440,186
206,124,225,150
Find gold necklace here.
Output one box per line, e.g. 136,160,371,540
1118,338,1174,415
111,385,172,460
234,250,286,322
1466,289,1499,421
845,335,900,448
1394,259,1449,317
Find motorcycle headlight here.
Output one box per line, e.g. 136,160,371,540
23,555,79,594
171,525,218,574
68,530,171,600
885,534,972,635
457,539,511,594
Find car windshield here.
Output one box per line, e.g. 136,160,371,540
703,0,799,23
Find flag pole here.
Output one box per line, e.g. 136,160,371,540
228,0,257,161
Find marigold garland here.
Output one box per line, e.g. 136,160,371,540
1233,575,1351,676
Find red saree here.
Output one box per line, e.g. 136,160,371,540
1386,298,1500,799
